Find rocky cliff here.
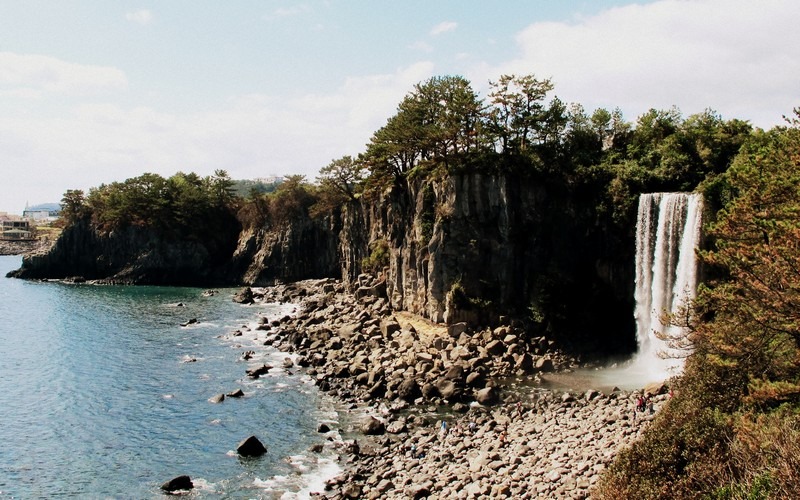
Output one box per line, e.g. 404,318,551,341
231,213,342,285
9,218,240,286
337,173,636,353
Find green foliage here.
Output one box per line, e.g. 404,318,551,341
596,113,800,499
418,183,436,244
361,239,390,273
316,155,367,202
59,189,87,225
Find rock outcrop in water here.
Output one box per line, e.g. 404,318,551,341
8,218,240,285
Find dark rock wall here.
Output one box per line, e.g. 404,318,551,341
337,173,636,354
10,218,240,286
232,213,342,285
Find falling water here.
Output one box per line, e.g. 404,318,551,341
631,192,704,380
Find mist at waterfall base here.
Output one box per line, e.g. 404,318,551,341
546,193,704,392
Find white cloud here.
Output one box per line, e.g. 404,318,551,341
264,4,312,21
125,9,153,25
0,52,128,95
0,60,436,211
430,21,457,36
484,0,800,128
409,41,433,53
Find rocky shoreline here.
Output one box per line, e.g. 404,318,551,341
235,276,669,499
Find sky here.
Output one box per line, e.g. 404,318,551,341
1,0,798,214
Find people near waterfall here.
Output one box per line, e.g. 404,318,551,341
635,393,654,415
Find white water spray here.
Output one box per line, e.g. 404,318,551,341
631,192,703,380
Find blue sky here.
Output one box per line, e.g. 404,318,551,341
1,0,798,213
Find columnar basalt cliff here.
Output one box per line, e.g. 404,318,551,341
231,213,342,285
9,218,241,286
335,173,636,353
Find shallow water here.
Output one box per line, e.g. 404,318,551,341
0,255,338,498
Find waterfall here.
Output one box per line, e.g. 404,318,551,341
631,192,703,379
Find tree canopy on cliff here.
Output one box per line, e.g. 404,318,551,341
60,170,238,239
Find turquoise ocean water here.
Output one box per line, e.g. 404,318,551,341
0,255,339,499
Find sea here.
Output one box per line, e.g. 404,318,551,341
0,255,342,499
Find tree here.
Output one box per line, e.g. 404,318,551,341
694,124,800,407
317,155,367,201
486,74,556,154
60,189,88,225
362,75,486,181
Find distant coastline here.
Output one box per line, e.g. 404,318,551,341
0,239,45,256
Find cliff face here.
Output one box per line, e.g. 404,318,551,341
338,173,636,352
232,213,342,285
10,218,240,285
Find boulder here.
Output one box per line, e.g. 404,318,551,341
208,394,225,404
436,379,461,401
396,378,421,402
386,420,407,434
232,287,255,304
485,340,506,356
443,363,465,381
447,322,468,338
317,423,331,433
236,435,267,457
475,386,499,405
342,482,362,499
226,388,245,398
535,357,554,372
180,318,198,327
161,475,193,493
362,416,385,435
246,364,272,378
644,381,669,396
380,318,401,337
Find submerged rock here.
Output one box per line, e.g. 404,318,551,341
161,475,193,493
236,435,267,457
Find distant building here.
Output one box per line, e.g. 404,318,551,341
23,202,61,223
0,216,32,240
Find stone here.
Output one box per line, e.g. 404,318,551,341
535,357,554,372
397,378,421,402
161,475,193,492
485,340,506,356
644,381,668,396
236,435,267,457
180,318,198,327
443,363,465,381
208,393,225,403
447,322,468,338
342,483,362,499
362,416,386,435
317,423,331,433
475,386,499,405
232,287,255,304
227,388,244,398
436,379,461,401
380,318,401,337
246,364,272,378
